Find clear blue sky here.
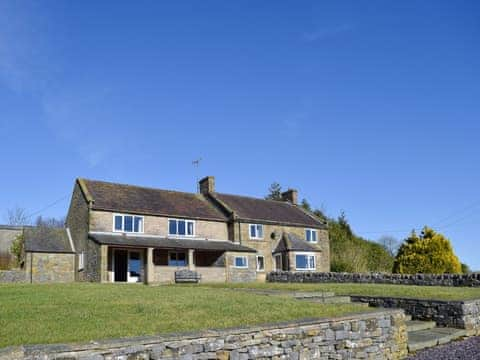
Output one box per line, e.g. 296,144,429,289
1,1,479,269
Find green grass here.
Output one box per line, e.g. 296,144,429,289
206,282,480,301
0,283,368,348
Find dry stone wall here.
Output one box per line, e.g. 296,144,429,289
0,310,407,360
267,271,480,287
0,270,26,283
350,296,480,336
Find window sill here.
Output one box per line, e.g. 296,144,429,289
295,269,316,271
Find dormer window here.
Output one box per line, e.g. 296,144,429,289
113,214,144,233
169,219,195,237
249,224,264,240
305,229,318,243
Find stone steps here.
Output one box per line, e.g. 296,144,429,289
406,320,436,332
407,326,467,353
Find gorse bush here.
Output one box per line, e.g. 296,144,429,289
393,227,461,274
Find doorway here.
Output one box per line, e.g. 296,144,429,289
113,249,143,283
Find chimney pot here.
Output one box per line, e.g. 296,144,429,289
199,176,215,194
281,189,298,204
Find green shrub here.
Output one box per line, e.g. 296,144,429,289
393,227,461,274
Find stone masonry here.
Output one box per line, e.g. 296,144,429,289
0,270,26,283
350,296,480,336
0,309,407,360
267,271,480,287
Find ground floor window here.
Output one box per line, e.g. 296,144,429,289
295,253,316,271
234,256,248,268
168,251,187,266
256,255,265,271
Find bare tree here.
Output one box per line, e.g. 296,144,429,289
5,207,29,226
378,235,400,257
35,216,65,228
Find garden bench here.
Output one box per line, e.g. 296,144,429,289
175,270,201,283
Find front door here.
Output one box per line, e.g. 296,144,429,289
114,250,128,282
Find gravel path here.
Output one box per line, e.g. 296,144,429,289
408,337,480,360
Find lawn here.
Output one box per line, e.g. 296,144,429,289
0,283,368,348
206,282,480,301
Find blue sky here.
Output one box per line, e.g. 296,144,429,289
1,1,479,269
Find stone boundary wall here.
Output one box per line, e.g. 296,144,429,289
350,296,480,336
0,310,407,360
0,270,26,283
267,271,480,287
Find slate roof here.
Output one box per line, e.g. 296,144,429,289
79,179,228,221
89,233,256,253
211,193,325,228
273,232,321,253
24,227,74,253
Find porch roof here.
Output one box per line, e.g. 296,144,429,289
89,233,257,253
273,232,322,253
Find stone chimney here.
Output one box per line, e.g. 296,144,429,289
199,176,215,194
281,189,298,205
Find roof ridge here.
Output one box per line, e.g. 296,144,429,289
216,192,292,205
81,178,200,197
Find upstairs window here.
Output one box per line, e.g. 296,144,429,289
249,224,264,239
113,214,144,233
169,219,195,236
305,229,318,243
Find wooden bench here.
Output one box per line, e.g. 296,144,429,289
175,270,201,283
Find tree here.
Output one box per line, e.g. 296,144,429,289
5,207,29,226
10,233,24,267
393,227,462,274
461,263,471,274
35,216,64,228
265,182,283,201
300,198,312,212
378,235,400,257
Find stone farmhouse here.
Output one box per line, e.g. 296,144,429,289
14,177,330,283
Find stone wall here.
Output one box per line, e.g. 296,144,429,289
0,310,407,360
153,266,226,283
66,182,90,281
226,252,257,283
25,252,75,283
267,271,480,287
350,296,480,336
0,270,26,283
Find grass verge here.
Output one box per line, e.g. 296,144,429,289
205,282,480,301
0,283,368,348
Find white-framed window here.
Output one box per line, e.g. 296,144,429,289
234,256,248,268
295,252,316,271
256,255,265,272
168,251,187,267
168,219,195,237
113,214,144,233
78,252,85,271
305,229,318,243
249,224,264,239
